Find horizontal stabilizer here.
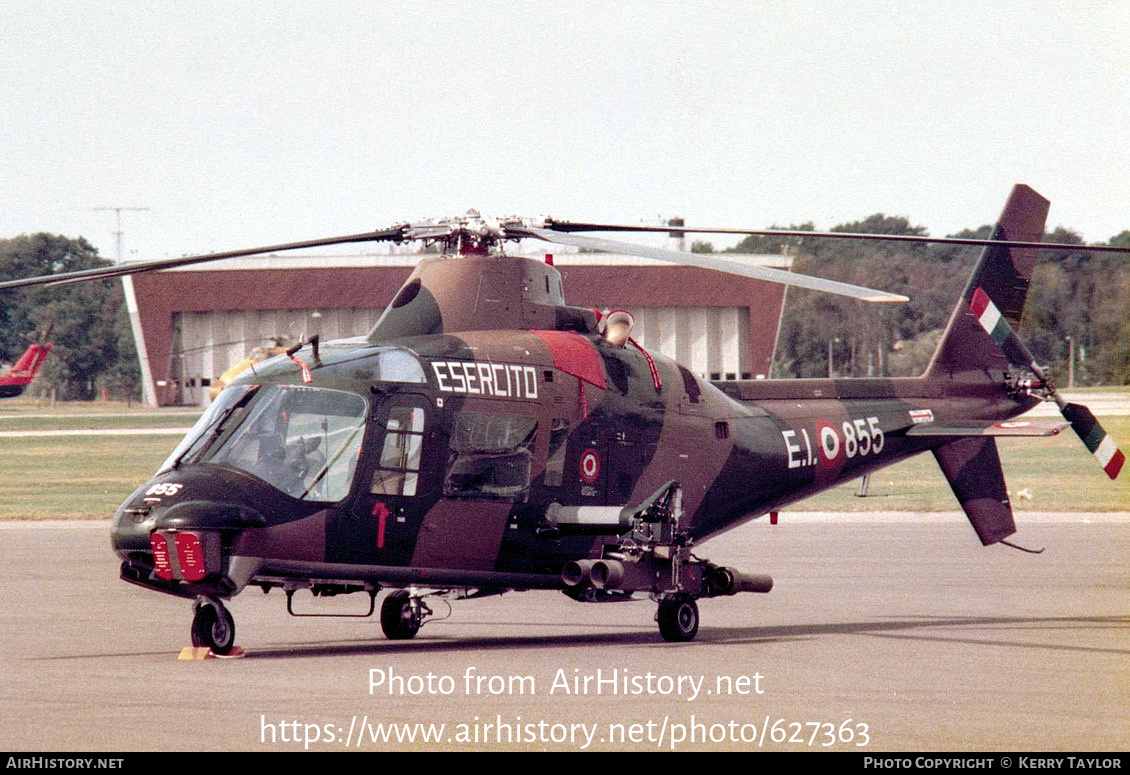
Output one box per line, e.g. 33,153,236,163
932,436,1016,546
907,419,1068,437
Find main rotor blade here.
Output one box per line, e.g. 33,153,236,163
517,227,908,303
544,221,1130,254
0,226,409,291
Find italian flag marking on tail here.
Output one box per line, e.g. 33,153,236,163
1064,402,1125,480
1086,431,1125,479
1096,438,1125,479
970,287,1012,347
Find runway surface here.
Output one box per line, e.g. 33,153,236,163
2,515,1127,752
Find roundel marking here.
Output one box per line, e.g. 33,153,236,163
817,420,840,463
579,448,601,483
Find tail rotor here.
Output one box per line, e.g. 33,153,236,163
970,286,1124,479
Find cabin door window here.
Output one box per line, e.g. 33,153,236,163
371,404,426,497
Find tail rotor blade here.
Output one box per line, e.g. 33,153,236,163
1061,402,1125,480
969,287,1123,480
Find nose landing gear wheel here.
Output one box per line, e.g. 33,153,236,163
191,598,236,654
657,594,699,642
380,589,422,640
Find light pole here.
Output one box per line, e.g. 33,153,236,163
1065,336,1075,388
94,205,154,405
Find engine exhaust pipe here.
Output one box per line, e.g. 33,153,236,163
562,559,595,588
590,560,624,590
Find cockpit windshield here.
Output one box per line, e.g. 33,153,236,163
164,384,368,502
158,384,257,474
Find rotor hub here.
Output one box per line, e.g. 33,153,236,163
403,211,551,256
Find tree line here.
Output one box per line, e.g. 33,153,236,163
694,218,1130,386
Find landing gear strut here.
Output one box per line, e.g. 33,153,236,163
380,589,433,640
191,597,236,654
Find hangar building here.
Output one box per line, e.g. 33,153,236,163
122,249,791,406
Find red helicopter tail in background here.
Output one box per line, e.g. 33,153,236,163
0,334,52,398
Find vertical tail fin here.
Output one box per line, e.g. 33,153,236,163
926,186,1048,545
933,436,1015,545
0,341,51,398
11,344,51,380
10,344,43,375
28,343,51,379
925,185,1049,380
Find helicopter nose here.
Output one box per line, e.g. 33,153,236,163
111,498,157,555
154,499,266,531
143,500,264,583
112,496,265,553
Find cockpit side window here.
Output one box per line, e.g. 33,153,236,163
373,348,427,384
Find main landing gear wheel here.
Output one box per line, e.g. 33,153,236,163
191,598,236,654
380,590,421,640
657,594,699,642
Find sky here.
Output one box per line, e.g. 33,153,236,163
2,1,1129,264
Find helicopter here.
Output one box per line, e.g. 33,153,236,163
0,184,1123,649
0,328,52,399
209,337,293,400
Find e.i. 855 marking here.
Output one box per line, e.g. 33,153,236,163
782,416,885,469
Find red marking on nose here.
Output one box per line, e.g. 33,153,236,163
174,532,207,581
150,533,173,580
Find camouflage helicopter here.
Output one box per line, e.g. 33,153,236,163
1,185,1124,650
